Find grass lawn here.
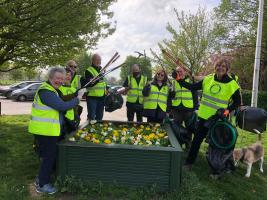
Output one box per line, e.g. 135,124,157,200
0,115,266,200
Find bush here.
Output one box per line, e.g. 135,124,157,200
242,90,267,110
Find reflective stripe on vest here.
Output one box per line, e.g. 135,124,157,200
127,75,147,104
171,79,193,108
143,85,168,112
71,74,81,89
198,74,240,120
86,67,106,97
59,85,76,121
28,82,60,136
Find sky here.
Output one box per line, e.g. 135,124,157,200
94,0,221,78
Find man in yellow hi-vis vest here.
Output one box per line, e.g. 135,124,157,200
28,67,81,194
81,54,107,120
171,66,198,149
123,64,147,122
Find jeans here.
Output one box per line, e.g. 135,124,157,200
126,103,143,122
35,135,58,187
86,96,105,120
185,118,209,165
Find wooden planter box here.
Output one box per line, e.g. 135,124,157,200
57,121,183,192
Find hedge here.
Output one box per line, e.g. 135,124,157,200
242,90,267,110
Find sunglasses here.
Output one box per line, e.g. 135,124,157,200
157,73,165,77
70,65,77,68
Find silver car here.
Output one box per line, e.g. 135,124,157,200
10,82,42,101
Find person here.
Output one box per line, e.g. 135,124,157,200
58,67,81,133
171,66,198,149
66,60,81,90
123,64,147,122
178,58,241,176
142,69,172,123
28,67,82,194
81,53,107,120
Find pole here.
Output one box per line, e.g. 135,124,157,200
251,0,264,107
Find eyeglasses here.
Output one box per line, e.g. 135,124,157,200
70,65,77,68
157,73,165,77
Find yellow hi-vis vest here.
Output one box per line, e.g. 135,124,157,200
127,75,147,104
198,74,240,120
28,82,60,136
58,85,76,121
171,78,193,108
86,66,106,97
71,73,81,90
143,84,169,112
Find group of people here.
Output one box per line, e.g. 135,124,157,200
28,54,241,194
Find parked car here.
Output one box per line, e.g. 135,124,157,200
0,81,41,99
10,82,42,101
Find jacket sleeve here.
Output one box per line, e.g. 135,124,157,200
39,90,79,112
179,79,203,91
227,89,241,112
80,70,99,88
142,84,151,97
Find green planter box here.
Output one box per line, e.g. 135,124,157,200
57,121,183,192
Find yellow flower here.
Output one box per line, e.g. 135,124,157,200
104,139,112,144
113,130,119,137
140,125,144,129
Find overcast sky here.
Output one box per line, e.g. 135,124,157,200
94,0,221,78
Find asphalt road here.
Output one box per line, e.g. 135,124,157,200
0,96,128,123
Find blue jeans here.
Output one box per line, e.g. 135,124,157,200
35,135,58,187
86,96,105,120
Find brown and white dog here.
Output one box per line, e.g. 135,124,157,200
233,132,264,178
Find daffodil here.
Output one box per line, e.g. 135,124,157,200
104,139,111,144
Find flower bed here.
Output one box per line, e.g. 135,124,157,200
58,120,182,192
69,121,170,146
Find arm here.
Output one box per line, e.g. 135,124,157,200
39,90,79,112
228,89,241,112
178,79,203,91
142,84,151,97
80,70,98,88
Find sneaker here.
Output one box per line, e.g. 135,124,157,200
34,177,39,187
36,183,57,195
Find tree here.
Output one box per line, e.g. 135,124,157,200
213,0,264,90
154,7,220,76
119,56,152,84
74,50,92,76
0,0,116,72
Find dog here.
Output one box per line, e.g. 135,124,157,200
233,132,264,178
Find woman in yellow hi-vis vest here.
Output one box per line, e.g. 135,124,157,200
28,67,81,194
177,58,241,176
142,69,172,123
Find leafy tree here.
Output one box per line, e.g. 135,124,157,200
120,56,152,84
214,0,266,90
0,0,116,72
74,50,92,76
154,7,220,76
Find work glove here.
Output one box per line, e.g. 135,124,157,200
77,88,86,100
216,108,230,119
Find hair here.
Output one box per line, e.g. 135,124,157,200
66,60,77,68
214,57,231,71
153,69,168,84
47,67,66,80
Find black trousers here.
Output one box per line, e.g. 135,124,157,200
147,116,163,123
35,135,58,187
126,103,143,122
185,118,209,165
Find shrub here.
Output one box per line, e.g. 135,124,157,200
242,90,267,110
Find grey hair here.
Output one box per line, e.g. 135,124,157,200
47,67,66,80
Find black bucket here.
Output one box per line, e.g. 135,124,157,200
236,106,267,133
170,120,190,145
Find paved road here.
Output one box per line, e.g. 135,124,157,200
0,96,128,123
